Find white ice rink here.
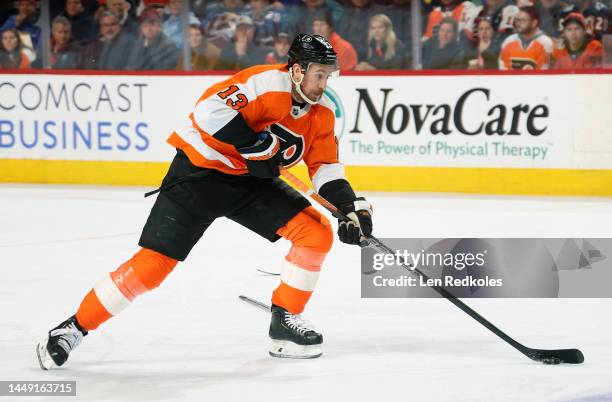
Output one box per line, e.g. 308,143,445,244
1,184,611,402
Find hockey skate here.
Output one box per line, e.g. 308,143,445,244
37,315,87,370
269,305,322,359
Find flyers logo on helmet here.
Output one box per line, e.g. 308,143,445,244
315,36,333,49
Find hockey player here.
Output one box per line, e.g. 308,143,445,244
36,33,373,368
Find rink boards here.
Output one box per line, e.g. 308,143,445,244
0,70,611,195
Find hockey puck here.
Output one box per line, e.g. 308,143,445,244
541,357,561,365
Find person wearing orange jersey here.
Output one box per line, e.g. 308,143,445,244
36,33,373,368
499,6,554,69
422,0,477,41
552,12,603,69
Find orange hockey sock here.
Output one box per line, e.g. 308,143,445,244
272,207,333,314
75,248,178,331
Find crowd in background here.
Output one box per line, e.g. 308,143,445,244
0,0,609,71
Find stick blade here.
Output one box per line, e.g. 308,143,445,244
526,348,584,364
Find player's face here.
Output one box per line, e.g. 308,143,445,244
564,23,585,47
300,63,337,102
2,30,18,52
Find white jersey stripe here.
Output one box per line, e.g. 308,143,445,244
191,68,290,138
193,96,240,136
312,163,346,192
176,124,236,168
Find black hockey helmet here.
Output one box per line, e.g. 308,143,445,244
288,34,338,70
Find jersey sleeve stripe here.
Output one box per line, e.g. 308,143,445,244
169,126,236,168
311,163,346,192
193,95,240,136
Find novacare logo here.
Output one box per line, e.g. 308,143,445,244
350,87,550,136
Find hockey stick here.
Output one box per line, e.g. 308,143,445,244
239,295,271,312
280,167,584,365
256,268,280,276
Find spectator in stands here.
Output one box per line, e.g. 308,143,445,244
177,23,220,70
493,1,519,45
0,28,31,68
476,0,519,39
216,15,267,69
265,31,291,63
49,16,80,69
52,0,99,19
163,0,200,49
499,6,553,69
82,10,134,69
59,0,96,45
286,0,343,37
422,0,477,42
0,0,41,49
355,14,405,70
536,0,565,37
559,0,608,41
384,0,412,66
465,16,500,69
102,0,138,35
422,17,465,69
204,0,246,48
312,12,357,70
552,12,603,69
241,0,288,47
126,7,179,70
337,0,385,61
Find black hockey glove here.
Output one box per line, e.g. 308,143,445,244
338,197,373,246
237,131,282,178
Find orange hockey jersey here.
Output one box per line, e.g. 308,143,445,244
422,1,477,41
167,63,346,192
499,31,554,70
552,38,603,69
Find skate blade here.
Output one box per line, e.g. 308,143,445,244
269,340,322,359
36,337,55,370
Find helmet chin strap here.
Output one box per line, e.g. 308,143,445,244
289,67,319,105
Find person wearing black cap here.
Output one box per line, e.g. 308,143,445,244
36,33,373,368
552,12,603,69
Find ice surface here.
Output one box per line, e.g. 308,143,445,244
1,184,611,402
